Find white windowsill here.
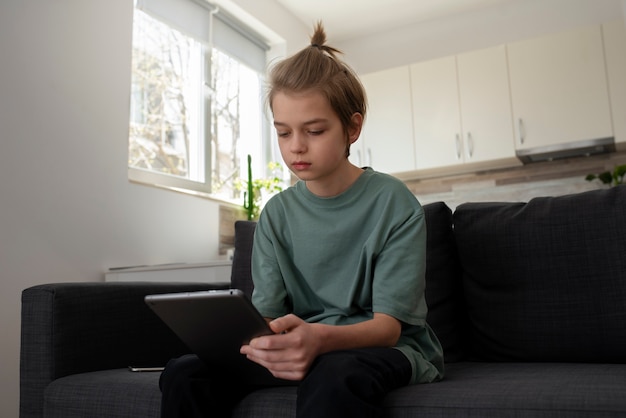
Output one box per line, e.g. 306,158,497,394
104,261,232,284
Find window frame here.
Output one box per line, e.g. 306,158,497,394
128,0,271,203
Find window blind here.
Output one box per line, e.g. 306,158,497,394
136,0,267,72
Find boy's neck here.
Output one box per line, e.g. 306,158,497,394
305,164,365,198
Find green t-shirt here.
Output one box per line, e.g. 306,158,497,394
251,168,444,384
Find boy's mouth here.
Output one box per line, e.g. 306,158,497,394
292,161,311,170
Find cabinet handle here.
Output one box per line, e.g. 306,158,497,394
366,148,372,167
455,134,462,160
356,150,362,166
467,132,474,158
518,118,525,145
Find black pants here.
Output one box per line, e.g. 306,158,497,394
160,347,412,418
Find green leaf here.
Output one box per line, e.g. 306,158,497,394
598,171,613,185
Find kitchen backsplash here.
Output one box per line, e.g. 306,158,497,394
405,151,626,210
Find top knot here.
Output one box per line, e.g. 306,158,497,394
308,21,342,59
310,21,327,48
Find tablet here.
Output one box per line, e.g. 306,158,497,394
145,289,280,384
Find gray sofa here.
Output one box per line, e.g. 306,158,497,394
21,186,626,417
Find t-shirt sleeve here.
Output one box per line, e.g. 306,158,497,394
250,209,292,319
371,195,428,326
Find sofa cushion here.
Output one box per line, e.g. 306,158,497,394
44,369,161,418
422,202,467,363
453,186,626,362
43,363,626,418
230,220,257,299
233,362,626,417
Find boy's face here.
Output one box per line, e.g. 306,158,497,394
272,90,362,194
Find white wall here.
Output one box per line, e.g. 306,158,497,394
0,0,306,416
338,0,625,74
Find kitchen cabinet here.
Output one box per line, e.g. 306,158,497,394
350,66,415,173
410,46,515,170
507,25,613,151
603,19,626,147
410,56,460,169
457,46,516,163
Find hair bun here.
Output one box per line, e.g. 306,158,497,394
310,21,326,48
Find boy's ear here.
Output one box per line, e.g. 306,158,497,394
348,112,364,144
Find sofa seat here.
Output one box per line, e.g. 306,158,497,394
383,362,626,417
234,362,626,418
44,369,162,418
44,361,626,418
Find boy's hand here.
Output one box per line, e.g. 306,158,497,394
240,312,401,381
240,314,320,381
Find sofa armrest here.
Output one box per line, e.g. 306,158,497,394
20,281,228,418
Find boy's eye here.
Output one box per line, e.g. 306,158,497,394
308,130,323,136
276,131,290,138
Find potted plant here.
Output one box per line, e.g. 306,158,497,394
239,155,284,220
586,164,626,187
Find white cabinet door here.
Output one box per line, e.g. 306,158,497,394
603,20,626,146
411,48,515,170
410,56,462,169
507,25,613,150
457,45,515,163
350,66,415,173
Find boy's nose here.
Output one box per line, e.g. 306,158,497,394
290,134,306,154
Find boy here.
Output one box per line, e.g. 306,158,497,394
160,22,443,418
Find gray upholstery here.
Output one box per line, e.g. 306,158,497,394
422,202,467,363
38,363,626,418
20,282,229,418
20,186,626,417
453,187,626,362
44,370,162,418
230,220,257,299
233,362,626,418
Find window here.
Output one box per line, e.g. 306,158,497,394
128,0,274,202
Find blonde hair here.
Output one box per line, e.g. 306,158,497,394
267,22,367,156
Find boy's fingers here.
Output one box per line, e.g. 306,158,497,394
269,314,300,333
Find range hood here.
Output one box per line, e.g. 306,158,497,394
516,137,616,164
